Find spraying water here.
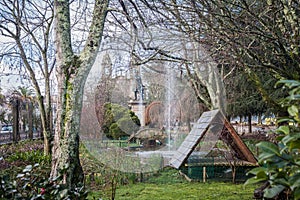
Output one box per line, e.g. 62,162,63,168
165,66,175,150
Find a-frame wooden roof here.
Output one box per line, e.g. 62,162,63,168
169,110,257,169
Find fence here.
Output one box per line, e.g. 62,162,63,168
180,156,255,182
0,131,41,145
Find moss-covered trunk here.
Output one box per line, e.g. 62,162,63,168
51,0,109,189
51,71,85,187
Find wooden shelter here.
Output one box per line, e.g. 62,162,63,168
170,110,257,169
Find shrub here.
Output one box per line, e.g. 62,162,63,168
7,150,51,166
103,103,140,139
0,164,87,199
245,80,300,199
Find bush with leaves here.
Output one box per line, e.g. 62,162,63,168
245,80,300,199
0,164,87,199
102,103,140,139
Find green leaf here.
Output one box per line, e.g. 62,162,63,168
257,171,268,179
290,94,300,100
289,173,300,191
276,126,290,135
294,187,300,200
277,118,295,125
282,134,296,145
288,105,299,118
276,80,300,88
257,141,280,156
277,135,285,142
272,171,287,180
279,145,288,154
244,177,267,186
290,140,300,150
279,153,293,162
246,167,267,176
258,152,276,162
274,178,290,187
264,185,285,198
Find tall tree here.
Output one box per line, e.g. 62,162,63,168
226,69,268,132
50,0,109,188
0,0,55,154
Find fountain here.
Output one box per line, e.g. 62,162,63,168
80,51,211,173
165,66,175,150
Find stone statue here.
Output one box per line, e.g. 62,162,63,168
134,69,145,101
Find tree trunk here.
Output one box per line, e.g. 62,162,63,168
258,113,262,125
187,115,191,132
248,114,252,133
51,77,84,187
37,95,52,155
50,0,109,189
44,75,54,152
232,165,236,184
189,43,227,114
12,99,20,143
22,107,26,137
28,102,33,139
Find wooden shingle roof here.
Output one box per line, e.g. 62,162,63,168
169,110,257,169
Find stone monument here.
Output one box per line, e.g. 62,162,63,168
128,67,147,127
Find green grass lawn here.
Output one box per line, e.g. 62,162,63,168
81,143,258,200
89,182,257,200
0,140,259,199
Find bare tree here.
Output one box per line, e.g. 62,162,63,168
94,53,114,131
137,0,299,114
107,0,299,117
0,0,55,154
101,0,227,114
50,0,109,188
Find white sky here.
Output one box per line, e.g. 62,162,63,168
0,34,27,94
0,65,31,94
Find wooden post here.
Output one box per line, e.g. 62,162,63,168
203,166,206,183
